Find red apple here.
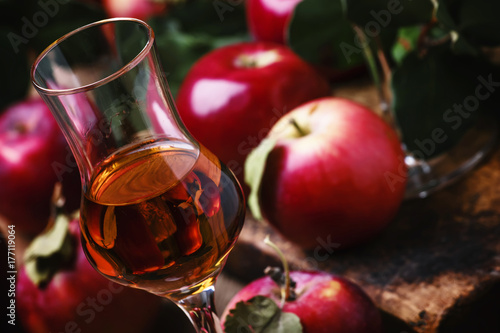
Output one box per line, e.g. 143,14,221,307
222,270,382,333
246,97,406,249
103,0,167,20
0,98,81,236
17,215,162,333
176,42,330,192
246,0,303,44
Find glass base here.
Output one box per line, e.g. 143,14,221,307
404,114,498,200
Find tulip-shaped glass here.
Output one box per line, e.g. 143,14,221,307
31,18,245,333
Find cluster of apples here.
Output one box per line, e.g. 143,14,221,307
1,0,408,332
174,0,407,332
176,0,407,250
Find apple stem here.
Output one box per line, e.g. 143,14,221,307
14,122,29,134
264,235,291,309
416,17,441,57
289,118,307,137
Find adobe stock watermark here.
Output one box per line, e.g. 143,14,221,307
213,0,244,22
296,235,341,271
51,92,139,182
384,73,500,191
50,69,174,183
8,0,71,54
57,281,125,333
341,0,413,64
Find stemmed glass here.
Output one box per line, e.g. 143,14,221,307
31,18,245,333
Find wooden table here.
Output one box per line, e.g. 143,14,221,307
223,81,500,333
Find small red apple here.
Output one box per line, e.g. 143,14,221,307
17,214,162,333
103,0,167,20
222,269,382,333
246,97,406,249
0,98,81,236
176,42,330,192
246,0,303,44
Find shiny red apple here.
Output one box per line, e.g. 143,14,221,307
246,0,303,44
247,97,406,249
222,270,382,333
0,98,81,236
176,42,330,191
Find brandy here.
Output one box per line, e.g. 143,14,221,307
80,138,245,296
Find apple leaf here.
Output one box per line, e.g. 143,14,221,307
391,26,422,65
436,0,500,51
391,42,497,158
288,0,365,70
344,0,434,28
224,296,303,333
245,137,278,220
23,213,74,287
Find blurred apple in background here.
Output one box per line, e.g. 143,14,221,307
246,97,407,249
246,0,303,44
176,42,330,193
0,98,81,236
17,214,162,333
103,0,168,20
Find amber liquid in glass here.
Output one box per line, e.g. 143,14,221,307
80,138,244,295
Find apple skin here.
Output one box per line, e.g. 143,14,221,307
246,0,303,44
257,97,406,249
222,270,383,333
176,42,330,192
0,98,81,236
17,218,162,333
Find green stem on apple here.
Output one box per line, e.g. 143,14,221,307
264,235,291,309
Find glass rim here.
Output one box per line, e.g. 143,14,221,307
30,17,154,96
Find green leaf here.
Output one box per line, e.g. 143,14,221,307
435,0,500,55
24,213,74,287
224,296,303,333
392,42,497,158
345,0,434,28
391,26,422,65
289,0,365,69
245,137,278,220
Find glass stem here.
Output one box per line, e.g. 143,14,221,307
177,285,223,333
